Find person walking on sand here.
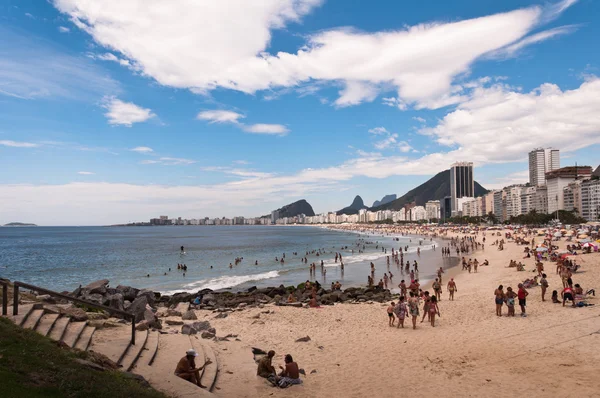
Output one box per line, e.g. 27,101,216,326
447,278,457,301
408,292,420,330
429,295,440,327
540,273,549,301
387,302,396,327
494,285,505,317
517,283,529,317
420,291,431,323
432,278,442,301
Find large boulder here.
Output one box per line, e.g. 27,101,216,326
61,306,89,322
84,279,110,295
107,293,124,312
168,292,193,306
191,321,212,332
81,293,104,305
136,289,156,306
127,296,150,323
116,285,139,302
201,293,216,305
182,310,197,321
181,324,197,335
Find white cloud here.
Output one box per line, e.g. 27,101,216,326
58,26,70,33
25,13,34,19
419,78,600,163
233,160,250,165
103,97,155,126
197,109,288,135
52,0,576,108
412,117,426,123
140,157,195,166
77,171,95,175
197,110,244,124
382,97,407,110
368,127,414,152
488,25,578,59
202,166,275,179
0,140,39,148
130,146,153,153
483,170,529,190
0,27,120,100
242,124,288,135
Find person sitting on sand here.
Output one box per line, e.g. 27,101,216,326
483,259,489,266
551,290,560,303
257,350,276,379
387,302,396,327
309,297,319,308
175,349,212,388
287,293,296,303
277,354,302,388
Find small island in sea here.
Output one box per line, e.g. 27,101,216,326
3,222,37,227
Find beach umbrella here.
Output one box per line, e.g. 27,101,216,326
536,247,548,252
579,238,591,243
553,232,562,237
578,234,588,239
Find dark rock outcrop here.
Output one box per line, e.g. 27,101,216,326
337,195,368,215
372,194,397,208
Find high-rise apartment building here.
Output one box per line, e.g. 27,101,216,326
581,179,600,221
546,166,593,213
529,148,560,186
450,162,474,216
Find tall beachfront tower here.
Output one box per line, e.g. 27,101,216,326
450,162,474,216
529,148,560,186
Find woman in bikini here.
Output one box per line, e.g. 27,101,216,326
505,287,517,316
494,285,505,316
429,295,440,327
447,278,457,301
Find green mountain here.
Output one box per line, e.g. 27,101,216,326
337,195,368,215
274,199,315,218
3,222,37,227
371,169,488,211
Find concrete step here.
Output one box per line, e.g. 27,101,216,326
48,316,70,342
6,304,35,327
133,334,212,398
89,326,133,365
74,326,96,351
200,342,219,392
62,321,87,348
120,329,149,372
36,313,60,337
140,330,160,366
22,308,44,330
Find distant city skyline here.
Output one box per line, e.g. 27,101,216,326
1,0,600,225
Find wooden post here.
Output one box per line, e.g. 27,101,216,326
2,284,7,316
13,285,19,316
131,317,136,345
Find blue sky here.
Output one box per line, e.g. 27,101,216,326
1,0,599,225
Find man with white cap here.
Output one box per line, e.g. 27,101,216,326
175,348,212,388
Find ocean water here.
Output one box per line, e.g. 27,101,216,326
0,226,456,294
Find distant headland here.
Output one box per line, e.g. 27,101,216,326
3,222,37,227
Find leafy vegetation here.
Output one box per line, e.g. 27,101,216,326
0,317,166,398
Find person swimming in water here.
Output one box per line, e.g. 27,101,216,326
180,246,185,253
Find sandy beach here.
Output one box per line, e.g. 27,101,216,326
87,226,600,398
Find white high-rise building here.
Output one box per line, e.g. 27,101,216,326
529,148,560,186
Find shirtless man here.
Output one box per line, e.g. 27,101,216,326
175,349,211,388
432,278,442,301
447,278,457,301
387,302,396,327
494,285,505,316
